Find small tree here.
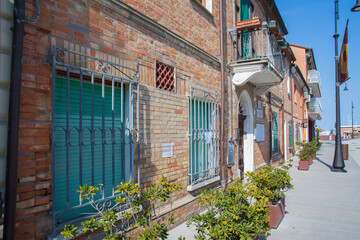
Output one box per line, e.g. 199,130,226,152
296,141,313,161
315,128,322,151
188,179,270,240
61,177,181,240
246,160,293,205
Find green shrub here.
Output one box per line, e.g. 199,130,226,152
246,160,293,205
297,139,321,161
61,176,181,240
188,179,270,240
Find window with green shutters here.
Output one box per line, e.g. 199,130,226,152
289,120,293,148
272,112,279,154
189,87,219,186
240,0,250,58
51,46,140,229
54,78,128,215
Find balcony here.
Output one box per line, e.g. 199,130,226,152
309,98,322,120
308,70,322,98
229,20,285,95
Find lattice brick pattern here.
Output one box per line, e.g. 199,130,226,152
156,62,175,92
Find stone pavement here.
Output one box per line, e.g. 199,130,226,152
168,138,360,240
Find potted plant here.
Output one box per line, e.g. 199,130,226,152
188,179,270,239
297,141,311,170
246,161,293,229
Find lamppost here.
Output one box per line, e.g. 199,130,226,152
352,101,354,139
332,0,345,172
332,0,360,172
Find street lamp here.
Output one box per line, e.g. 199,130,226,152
332,0,359,172
332,0,345,172
351,0,360,12
352,101,355,139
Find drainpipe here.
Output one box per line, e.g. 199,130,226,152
4,0,25,239
290,63,295,154
265,0,275,24
220,0,226,188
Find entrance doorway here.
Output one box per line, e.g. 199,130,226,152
238,90,254,177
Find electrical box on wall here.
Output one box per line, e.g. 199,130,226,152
227,141,235,165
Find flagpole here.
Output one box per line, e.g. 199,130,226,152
332,0,346,172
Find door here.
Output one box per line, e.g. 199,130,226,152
238,114,246,177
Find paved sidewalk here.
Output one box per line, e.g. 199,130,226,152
168,139,360,240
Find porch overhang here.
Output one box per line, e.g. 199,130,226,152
231,59,284,95
308,113,322,121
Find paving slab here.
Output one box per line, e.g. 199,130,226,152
168,139,360,240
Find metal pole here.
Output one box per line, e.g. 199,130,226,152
332,0,346,172
352,101,354,139
219,0,226,187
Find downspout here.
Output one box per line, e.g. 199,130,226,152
266,0,275,24
220,0,226,188
4,0,25,239
268,92,272,162
290,63,295,154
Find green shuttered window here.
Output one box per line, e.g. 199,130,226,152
272,112,279,154
240,0,250,58
189,88,218,186
289,120,293,148
54,77,129,220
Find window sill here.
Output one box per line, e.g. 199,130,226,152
187,176,220,192
190,0,214,19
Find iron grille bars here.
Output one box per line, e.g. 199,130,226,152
189,87,219,186
51,45,140,233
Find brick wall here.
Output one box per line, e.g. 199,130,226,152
15,0,224,238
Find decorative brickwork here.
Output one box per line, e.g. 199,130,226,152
156,62,175,92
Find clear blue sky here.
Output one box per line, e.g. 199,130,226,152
276,0,360,131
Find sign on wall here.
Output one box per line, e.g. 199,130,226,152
255,123,265,142
162,143,173,158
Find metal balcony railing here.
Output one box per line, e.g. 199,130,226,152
309,98,322,120
308,70,322,97
230,23,285,76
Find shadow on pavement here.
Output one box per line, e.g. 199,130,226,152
315,157,334,171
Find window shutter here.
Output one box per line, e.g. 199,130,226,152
54,78,125,214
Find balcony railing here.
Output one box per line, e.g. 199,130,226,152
230,22,285,77
308,70,322,97
309,98,322,120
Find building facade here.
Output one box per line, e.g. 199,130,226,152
291,44,322,143
0,0,322,239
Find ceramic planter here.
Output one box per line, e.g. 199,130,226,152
298,160,309,170
267,197,285,229
308,156,315,165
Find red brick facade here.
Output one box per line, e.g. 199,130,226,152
6,0,318,239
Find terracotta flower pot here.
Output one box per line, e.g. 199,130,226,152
236,18,262,31
298,160,309,170
267,197,285,229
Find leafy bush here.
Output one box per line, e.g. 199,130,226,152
246,160,293,205
61,176,181,240
315,129,322,151
297,139,321,161
188,179,270,240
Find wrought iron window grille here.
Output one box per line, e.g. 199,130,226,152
51,45,141,234
189,87,219,186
